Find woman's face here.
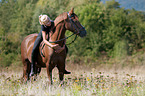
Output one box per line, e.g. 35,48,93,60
45,21,51,26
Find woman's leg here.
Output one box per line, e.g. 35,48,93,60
30,32,43,76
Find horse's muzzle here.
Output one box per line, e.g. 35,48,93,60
79,27,87,37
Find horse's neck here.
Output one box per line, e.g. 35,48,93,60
50,23,66,46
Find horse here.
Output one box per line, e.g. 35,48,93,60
21,8,87,84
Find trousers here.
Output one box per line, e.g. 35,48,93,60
31,31,43,67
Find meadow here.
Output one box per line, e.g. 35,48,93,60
1,1,145,96
1,56,145,96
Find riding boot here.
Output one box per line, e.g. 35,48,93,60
30,51,36,77
64,69,71,74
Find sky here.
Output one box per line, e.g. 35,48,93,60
101,0,145,11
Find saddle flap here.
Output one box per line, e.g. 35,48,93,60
40,41,45,57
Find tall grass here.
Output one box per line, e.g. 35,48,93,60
1,61,145,96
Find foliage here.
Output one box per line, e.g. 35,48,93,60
0,0,145,67
69,1,145,58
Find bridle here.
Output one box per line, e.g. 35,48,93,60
48,12,84,44
67,12,85,36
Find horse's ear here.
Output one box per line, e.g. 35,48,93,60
69,7,74,15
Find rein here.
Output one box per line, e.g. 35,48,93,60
49,32,77,45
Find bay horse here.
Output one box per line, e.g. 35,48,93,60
21,8,87,84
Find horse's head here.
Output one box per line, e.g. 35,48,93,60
65,8,87,37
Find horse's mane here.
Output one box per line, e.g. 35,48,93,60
54,12,68,26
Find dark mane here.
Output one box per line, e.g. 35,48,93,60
54,12,68,26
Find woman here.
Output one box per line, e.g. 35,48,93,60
30,15,70,76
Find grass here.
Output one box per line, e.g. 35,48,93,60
1,52,145,96
0,62,145,96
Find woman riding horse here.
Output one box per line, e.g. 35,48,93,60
30,15,70,76
21,8,87,84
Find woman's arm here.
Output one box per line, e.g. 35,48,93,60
42,31,65,53
42,31,58,48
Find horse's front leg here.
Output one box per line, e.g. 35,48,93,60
46,62,53,85
57,60,65,86
59,71,64,86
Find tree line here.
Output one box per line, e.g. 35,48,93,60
0,0,145,67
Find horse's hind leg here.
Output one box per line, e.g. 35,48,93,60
23,59,31,82
37,67,41,75
33,67,41,81
23,63,27,81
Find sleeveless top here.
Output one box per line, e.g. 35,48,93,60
41,21,54,34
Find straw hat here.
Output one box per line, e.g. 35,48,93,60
39,15,51,25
